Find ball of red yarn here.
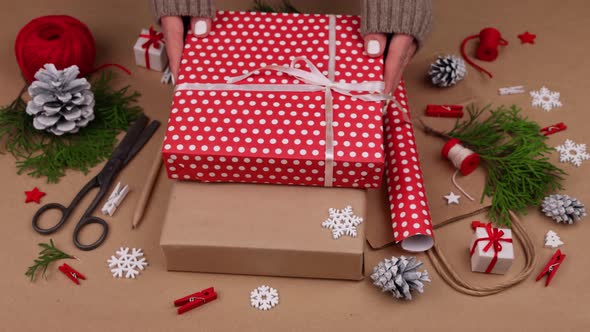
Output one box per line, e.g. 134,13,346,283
460,27,508,78
15,15,96,83
475,27,508,62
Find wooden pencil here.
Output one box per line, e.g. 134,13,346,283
132,153,163,229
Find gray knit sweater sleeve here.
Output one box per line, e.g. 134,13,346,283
150,0,214,22
150,0,432,45
361,0,433,48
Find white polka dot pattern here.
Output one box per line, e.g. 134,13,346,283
162,11,385,188
384,81,434,244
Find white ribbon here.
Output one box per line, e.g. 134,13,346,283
175,14,394,187
225,57,387,102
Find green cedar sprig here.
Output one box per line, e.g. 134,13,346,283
449,105,565,225
0,71,141,183
252,0,300,13
422,105,566,226
25,239,74,281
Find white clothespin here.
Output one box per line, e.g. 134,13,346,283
101,182,130,216
161,66,173,85
498,85,525,96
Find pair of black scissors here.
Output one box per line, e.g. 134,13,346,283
32,114,160,251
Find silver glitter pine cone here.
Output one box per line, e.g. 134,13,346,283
26,64,95,136
541,194,586,225
428,55,467,88
370,256,431,301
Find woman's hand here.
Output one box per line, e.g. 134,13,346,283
161,16,212,82
364,33,416,95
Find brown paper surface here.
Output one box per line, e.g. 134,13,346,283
161,181,365,280
1,0,589,331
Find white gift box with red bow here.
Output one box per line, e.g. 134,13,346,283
470,224,514,274
134,27,168,72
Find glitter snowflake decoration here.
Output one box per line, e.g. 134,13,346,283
250,285,279,311
530,86,562,112
555,139,590,167
321,205,364,239
107,247,148,279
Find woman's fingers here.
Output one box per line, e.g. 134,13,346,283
365,33,416,94
364,33,387,57
383,34,416,95
161,16,185,82
161,16,212,82
190,17,212,37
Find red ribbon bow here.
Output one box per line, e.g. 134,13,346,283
139,26,165,69
470,223,512,273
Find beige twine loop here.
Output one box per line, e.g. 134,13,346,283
427,206,537,296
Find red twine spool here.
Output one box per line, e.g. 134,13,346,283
15,15,130,83
441,138,480,176
460,27,508,78
15,15,96,83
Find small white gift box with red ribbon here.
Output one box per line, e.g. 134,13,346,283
470,222,514,274
134,27,168,72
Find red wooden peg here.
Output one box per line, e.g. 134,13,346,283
536,249,566,287
58,263,85,285
174,287,217,315
425,104,464,118
540,122,567,136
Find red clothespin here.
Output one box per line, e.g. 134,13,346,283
471,221,487,230
58,263,85,285
425,104,464,118
174,287,218,315
536,249,566,287
540,122,567,136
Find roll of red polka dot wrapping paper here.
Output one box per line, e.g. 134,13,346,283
162,11,388,188
384,85,434,252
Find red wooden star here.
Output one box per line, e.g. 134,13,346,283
518,31,536,44
25,187,46,204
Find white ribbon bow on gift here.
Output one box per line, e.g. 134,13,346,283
224,56,392,186
226,56,388,102
175,15,404,187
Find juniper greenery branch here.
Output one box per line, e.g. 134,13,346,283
421,105,566,226
0,71,141,183
252,0,300,13
25,239,74,281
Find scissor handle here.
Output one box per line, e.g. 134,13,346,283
32,203,70,234
72,215,109,251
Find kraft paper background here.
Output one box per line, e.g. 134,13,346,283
1,0,589,331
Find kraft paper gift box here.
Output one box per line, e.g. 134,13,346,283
134,27,168,72
470,224,514,274
162,11,387,188
160,181,366,280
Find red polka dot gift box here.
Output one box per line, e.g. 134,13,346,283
162,11,388,188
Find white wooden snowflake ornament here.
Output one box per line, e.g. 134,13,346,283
530,86,562,112
555,139,590,167
250,285,279,311
107,247,148,279
321,205,364,239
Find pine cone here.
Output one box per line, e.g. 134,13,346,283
541,194,586,225
26,64,95,136
428,55,467,88
370,256,431,301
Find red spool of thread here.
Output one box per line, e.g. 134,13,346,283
460,27,508,78
441,138,480,176
15,15,97,83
